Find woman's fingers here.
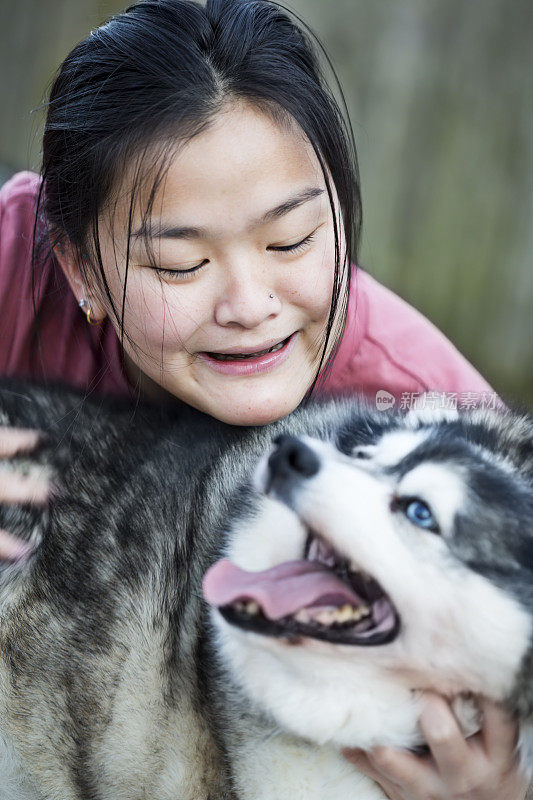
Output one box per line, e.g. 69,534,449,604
0,529,34,561
480,698,519,763
0,470,50,506
419,692,475,784
344,696,530,800
342,748,405,799
0,426,50,506
0,427,45,458
0,427,49,562
343,745,442,799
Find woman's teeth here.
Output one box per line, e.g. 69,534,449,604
208,339,287,361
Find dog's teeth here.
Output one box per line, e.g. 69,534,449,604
294,609,312,624
294,603,370,627
234,600,260,616
236,598,373,626
315,609,336,625
337,604,356,622
335,604,370,622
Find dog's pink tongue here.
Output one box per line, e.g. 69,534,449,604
202,559,362,621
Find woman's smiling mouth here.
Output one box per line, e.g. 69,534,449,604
198,333,297,374
207,335,292,360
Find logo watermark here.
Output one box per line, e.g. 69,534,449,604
375,390,500,412
375,390,396,411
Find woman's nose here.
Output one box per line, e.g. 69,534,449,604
214,270,282,329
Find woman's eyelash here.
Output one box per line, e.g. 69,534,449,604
153,260,208,279
151,232,316,279
269,232,316,253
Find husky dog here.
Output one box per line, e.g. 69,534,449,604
0,378,531,800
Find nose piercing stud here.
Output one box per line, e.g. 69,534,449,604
269,292,275,299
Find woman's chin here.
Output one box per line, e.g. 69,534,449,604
197,384,310,426
208,400,298,427
132,359,313,426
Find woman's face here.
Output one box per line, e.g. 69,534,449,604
95,103,343,425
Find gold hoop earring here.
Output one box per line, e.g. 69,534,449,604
79,298,102,327
86,307,102,326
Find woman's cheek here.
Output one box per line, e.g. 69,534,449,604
284,249,335,321
121,278,205,350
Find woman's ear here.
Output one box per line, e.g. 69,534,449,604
53,241,107,323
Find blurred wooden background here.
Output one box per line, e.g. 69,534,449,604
1,0,532,405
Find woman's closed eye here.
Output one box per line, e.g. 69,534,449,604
148,229,318,280
152,260,208,279
268,230,317,254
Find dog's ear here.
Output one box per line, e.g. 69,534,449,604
493,410,533,483
335,409,391,456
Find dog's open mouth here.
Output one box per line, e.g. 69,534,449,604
202,531,400,645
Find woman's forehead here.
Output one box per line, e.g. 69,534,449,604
107,102,328,235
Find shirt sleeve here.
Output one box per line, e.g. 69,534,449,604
0,171,42,377
0,171,131,397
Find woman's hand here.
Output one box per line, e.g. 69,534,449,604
0,427,50,561
343,693,529,800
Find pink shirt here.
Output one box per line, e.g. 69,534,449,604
0,171,494,407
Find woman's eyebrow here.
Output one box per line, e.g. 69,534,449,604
130,186,324,241
260,186,324,224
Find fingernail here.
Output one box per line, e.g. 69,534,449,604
14,431,51,455
421,696,449,722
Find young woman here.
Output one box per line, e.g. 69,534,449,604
0,1,527,797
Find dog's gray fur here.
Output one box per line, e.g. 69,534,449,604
0,379,531,800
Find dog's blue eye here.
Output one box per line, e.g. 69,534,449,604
404,499,438,532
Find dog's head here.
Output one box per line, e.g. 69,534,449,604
204,406,533,749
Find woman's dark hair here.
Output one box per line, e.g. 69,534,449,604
35,0,362,396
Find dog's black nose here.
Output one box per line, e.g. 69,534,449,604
268,435,320,480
